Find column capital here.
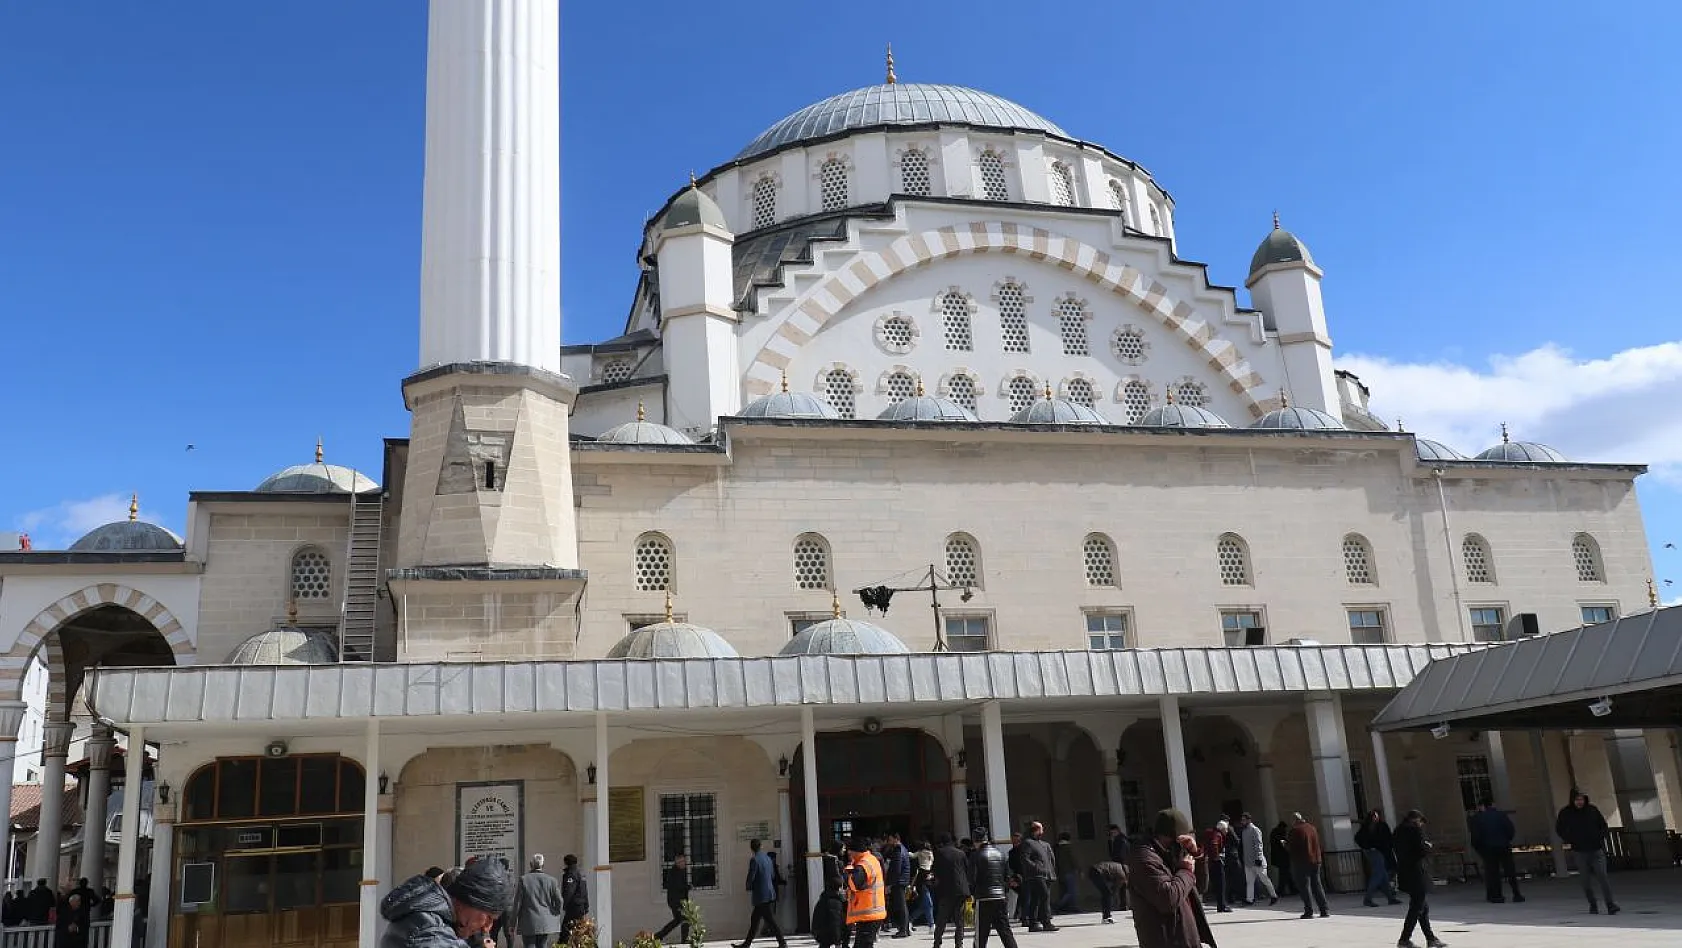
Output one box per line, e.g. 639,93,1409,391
87,729,117,770
0,700,28,739
43,720,76,759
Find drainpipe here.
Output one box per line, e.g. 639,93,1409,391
1434,470,1470,641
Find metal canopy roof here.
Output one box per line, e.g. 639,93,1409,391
1373,606,1682,733
87,644,1469,736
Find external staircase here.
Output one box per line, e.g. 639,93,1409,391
338,491,383,661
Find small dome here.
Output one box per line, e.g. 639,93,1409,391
256,463,377,494
226,626,339,666
1138,404,1230,429
1414,438,1466,462
739,387,841,420
738,83,1068,162
877,394,978,423
1475,440,1568,463
1010,392,1110,425
662,184,729,232
780,617,911,656
1250,406,1346,431
70,520,183,552
1248,219,1316,278
606,621,739,659
597,420,695,446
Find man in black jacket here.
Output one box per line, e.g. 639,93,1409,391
881,833,912,938
1468,798,1524,904
931,834,972,948
1106,825,1129,864
1018,822,1057,933
968,830,1018,948
1555,791,1618,914
655,852,692,943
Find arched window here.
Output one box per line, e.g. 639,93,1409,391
1175,381,1209,408
1108,179,1129,214
941,292,973,352
182,755,365,823
1066,378,1097,408
819,158,850,211
1462,534,1495,584
1057,297,1088,356
1050,162,1076,206
997,282,1030,353
751,176,778,229
1122,380,1152,423
793,534,831,590
290,547,332,600
946,375,979,414
884,371,916,406
634,533,674,591
1343,534,1376,585
945,533,981,589
978,151,1009,202
823,368,857,418
1571,534,1604,583
1216,534,1251,586
1084,533,1118,587
900,149,931,196
1148,204,1163,235
1007,377,1039,415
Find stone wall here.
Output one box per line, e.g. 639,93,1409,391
393,744,579,881
196,511,349,663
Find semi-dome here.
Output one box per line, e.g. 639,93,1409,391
1475,426,1568,462
597,406,695,445
780,616,911,656
738,83,1068,162
1250,404,1345,431
876,391,978,423
1248,216,1316,279
226,625,339,666
661,181,728,231
70,495,183,552
1414,438,1466,462
739,381,841,420
256,442,376,494
1010,389,1109,425
1138,403,1230,429
606,619,738,659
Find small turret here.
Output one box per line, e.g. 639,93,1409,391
654,177,740,434
1246,213,1340,415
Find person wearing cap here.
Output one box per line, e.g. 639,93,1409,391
844,836,888,948
380,854,513,948
1124,809,1214,948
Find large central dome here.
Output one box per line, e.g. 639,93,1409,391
737,83,1068,161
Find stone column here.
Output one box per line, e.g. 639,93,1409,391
359,721,381,945
943,715,969,838
1103,763,1127,836
33,720,75,883
1529,731,1570,878
1369,732,1398,822
594,712,613,947
1255,757,1281,830
800,708,822,920
110,725,144,948
1485,731,1514,811
79,727,115,887
0,701,27,882
1603,729,1666,832
980,702,1012,843
1159,696,1192,817
1303,694,1357,851
145,798,175,948
378,785,395,942
776,777,795,932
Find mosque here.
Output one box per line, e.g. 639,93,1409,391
0,4,1677,947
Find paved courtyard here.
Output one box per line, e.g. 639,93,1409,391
704,869,1681,948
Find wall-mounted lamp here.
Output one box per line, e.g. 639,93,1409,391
954,749,967,769
778,755,790,778
1588,696,1613,718
1430,723,1450,740
156,781,171,805
378,772,390,794
586,763,598,785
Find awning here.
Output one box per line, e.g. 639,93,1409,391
1373,605,1682,732
87,644,1470,736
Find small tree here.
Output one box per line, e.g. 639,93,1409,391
630,931,662,948
681,899,707,948
567,915,598,948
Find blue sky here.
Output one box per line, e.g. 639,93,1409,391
2,1,1678,593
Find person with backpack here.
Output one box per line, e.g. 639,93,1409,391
560,854,590,942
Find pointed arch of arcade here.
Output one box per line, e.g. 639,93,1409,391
742,221,1271,416
3,583,194,704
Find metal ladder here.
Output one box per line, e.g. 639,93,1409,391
338,491,383,661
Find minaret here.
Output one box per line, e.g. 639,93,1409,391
391,0,582,660
654,177,740,433
1246,212,1341,415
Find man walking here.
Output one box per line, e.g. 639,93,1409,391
655,852,692,943
1053,831,1082,913
1287,813,1329,918
968,830,1019,948
1469,797,1524,904
510,854,566,948
1236,814,1278,906
560,854,590,943
1555,792,1618,914
845,837,888,948
1354,810,1402,907
1201,820,1231,913
736,839,789,948
1018,822,1058,932
931,834,971,948
881,833,913,938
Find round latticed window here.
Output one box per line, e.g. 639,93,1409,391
634,535,673,591
880,315,916,353
1112,328,1149,365
290,548,331,600
793,536,830,590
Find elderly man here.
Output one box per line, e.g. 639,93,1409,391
380,856,512,948
1125,809,1214,948
510,854,566,948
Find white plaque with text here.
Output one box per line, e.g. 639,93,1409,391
456,781,524,868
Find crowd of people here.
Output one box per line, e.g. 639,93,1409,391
0,877,121,947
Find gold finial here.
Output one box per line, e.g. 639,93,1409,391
1043,383,1054,400
885,44,896,84
1500,422,1510,444
1649,579,1659,609
128,493,139,522
1272,210,1280,231
664,588,675,624
1278,389,1291,409
287,599,299,624
1164,384,1176,405
780,372,790,394
915,378,925,397
636,401,647,423
689,170,698,189
315,436,324,463
832,589,843,619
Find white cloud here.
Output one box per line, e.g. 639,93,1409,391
1335,341,1682,481
14,493,137,549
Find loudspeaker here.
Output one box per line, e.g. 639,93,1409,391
265,740,290,758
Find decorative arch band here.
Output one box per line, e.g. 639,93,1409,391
0,583,195,703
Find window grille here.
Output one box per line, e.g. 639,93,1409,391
1122,381,1151,423
1217,536,1250,586
1050,162,1076,206
942,293,972,351
1058,298,1088,355
1007,377,1038,415
1343,535,1376,585
793,536,830,590
290,548,331,600
900,149,931,196
819,159,849,211
660,793,719,889
1572,535,1603,582
998,283,1029,353
1084,534,1117,586
978,152,1009,201
824,369,856,419
1463,536,1494,584
946,535,980,588
1111,328,1148,365
634,534,674,591
751,177,778,229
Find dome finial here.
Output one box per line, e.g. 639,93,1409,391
885,43,896,84
128,493,139,522
688,170,697,189
1164,384,1176,405
915,377,925,397
780,372,790,394
1043,382,1054,401
1500,422,1510,444
664,588,675,624
637,401,647,423
832,589,843,619
315,436,324,463
1272,209,1280,231
1278,388,1291,409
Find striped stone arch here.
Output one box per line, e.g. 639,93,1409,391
2,583,194,703
743,221,1269,414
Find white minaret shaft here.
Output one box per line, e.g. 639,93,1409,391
418,0,561,373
